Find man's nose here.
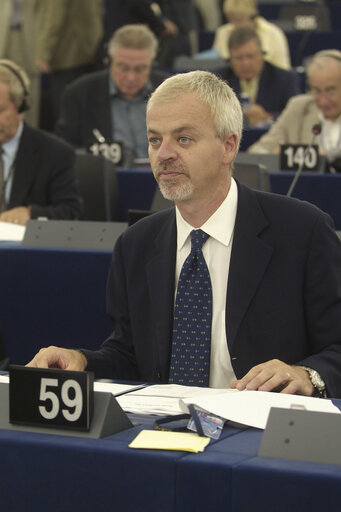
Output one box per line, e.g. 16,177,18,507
157,140,177,161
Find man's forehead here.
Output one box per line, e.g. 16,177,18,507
113,47,152,63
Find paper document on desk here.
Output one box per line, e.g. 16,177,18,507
116,384,229,415
0,221,26,241
179,390,341,429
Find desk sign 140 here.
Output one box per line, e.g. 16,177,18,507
9,365,94,431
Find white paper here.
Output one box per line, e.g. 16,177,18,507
180,389,341,429
116,384,230,415
0,221,26,241
94,381,147,396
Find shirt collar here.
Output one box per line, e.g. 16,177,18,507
318,110,341,126
2,120,23,156
175,177,238,250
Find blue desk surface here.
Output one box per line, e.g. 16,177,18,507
117,167,341,230
0,242,113,365
1,404,341,512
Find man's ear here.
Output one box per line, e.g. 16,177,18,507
222,133,239,165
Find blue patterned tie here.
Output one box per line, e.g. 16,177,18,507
169,229,212,386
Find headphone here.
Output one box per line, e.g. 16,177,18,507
0,61,30,113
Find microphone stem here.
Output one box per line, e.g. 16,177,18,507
286,134,318,197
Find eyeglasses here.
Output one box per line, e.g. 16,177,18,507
113,62,151,75
310,86,341,99
230,51,262,63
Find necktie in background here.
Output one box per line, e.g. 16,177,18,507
0,146,5,212
169,229,212,386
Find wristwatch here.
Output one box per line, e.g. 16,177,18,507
299,366,327,398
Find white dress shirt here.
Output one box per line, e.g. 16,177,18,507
175,178,238,388
318,113,341,164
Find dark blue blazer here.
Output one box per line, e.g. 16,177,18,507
84,182,341,397
218,62,300,118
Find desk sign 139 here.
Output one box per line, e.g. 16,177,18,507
9,365,94,431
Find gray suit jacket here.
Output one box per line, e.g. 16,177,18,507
248,94,319,153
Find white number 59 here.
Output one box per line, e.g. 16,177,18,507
38,378,83,422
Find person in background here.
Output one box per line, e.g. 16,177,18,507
55,24,168,162
154,0,199,67
0,0,42,127
0,60,82,225
213,0,291,70
35,0,103,130
103,0,178,55
28,70,341,398
248,49,341,172
194,0,223,30
218,27,299,126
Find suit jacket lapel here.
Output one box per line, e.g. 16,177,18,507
90,72,112,141
9,123,38,207
226,183,273,350
146,210,177,378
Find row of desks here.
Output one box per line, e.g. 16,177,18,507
1,392,341,511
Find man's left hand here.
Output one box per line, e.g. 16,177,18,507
0,206,31,225
230,359,314,396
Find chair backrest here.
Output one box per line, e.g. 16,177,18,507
233,162,271,191
75,151,122,221
173,55,227,72
127,188,173,226
236,152,281,173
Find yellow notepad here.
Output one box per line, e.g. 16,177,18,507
129,430,210,453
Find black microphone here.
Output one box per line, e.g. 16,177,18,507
286,123,322,197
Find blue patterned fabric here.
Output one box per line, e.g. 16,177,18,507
169,229,212,386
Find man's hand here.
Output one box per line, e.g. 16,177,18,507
0,206,31,225
245,104,273,127
36,59,51,73
230,359,314,396
27,346,88,371
162,19,179,36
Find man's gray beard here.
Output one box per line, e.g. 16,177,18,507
158,180,194,202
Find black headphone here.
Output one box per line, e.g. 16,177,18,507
0,61,30,113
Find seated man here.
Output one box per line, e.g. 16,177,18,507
213,0,291,70
248,49,341,173
218,26,300,126
55,24,168,163
0,60,81,225
29,70,341,398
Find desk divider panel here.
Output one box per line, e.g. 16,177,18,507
259,407,341,465
22,220,127,251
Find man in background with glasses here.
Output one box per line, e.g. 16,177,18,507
218,26,299,127
248,49,341,172
55,24,168,163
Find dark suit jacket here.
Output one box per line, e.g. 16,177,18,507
104,0,165,39
55,69,168,149
83,182,341,397
218,62,300,118
8,123,82,219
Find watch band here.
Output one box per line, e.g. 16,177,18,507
298,366,327,398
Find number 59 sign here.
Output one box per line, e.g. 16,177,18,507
9,365,94,431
